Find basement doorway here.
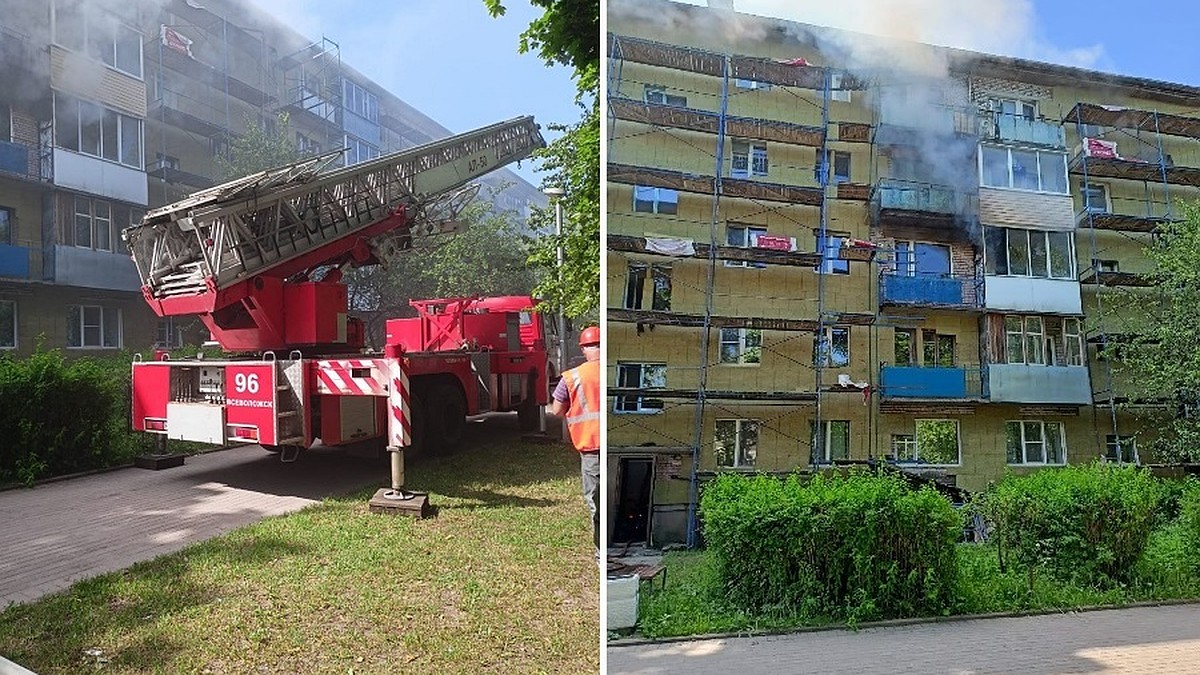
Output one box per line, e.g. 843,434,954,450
612,457,653,544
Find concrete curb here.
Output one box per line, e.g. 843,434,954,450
0,445,232,493
0,654,39,674
608,597,1200,647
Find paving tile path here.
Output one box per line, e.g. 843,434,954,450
608,604,1200,674
0,444,387,608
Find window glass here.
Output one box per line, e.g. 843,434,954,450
981,146,1008,187
102,307,120,347
79,102,102,156
101,109,119,161
915,419,959,464
651,266,672,311
894,329,914,365
1048,231,1073,278
1045,422,1064,463
1039,152,1067,193
120,115,141,167
1007,229,1030,275
74,198,92,248
984,227,1008,275
1005,421,1022,463
1011,149,1039,190
914,243,950,276
1025,316,1044,364
0,207,12,245
623,264,646,310
1005,316,1025,364
94,201,110,251
1029,230,1048,277
115,25,141,77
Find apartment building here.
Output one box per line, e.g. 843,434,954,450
606,0,1195,546
0,0,542,356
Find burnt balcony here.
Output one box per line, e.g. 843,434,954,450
880,365,985,400
879,270,980,309
872,178,974,222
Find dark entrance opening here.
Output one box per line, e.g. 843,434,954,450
612,457,653,544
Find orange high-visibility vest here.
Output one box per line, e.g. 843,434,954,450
563,360,601,452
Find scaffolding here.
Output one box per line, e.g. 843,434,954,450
606,33,875,546
1066,101,1200,461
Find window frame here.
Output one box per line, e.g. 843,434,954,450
0,206,13,246
816,232,849,275
734,78,772,91
643,85,687,107
979,144,1068,195
714,418,758,468
156,317,184,349
614,362,667,414
56,96,143,168
815,325,850,368
984,226,1075,279
1080,182,1110,214
724,223,768,269
719,327,762,365
67,304,122,349
895,419,961,466
622,262,672,311
730,140,768,178
1006,420,1067,465
1104,434,1138,464
632,186,679,215
811,419,850,463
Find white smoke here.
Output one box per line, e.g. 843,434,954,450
653,0,1108,73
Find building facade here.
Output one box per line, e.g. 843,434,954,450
606,0,1192,546
0,0,542,357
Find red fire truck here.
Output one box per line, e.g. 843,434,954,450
126,117,549,511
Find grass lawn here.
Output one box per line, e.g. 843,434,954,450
0,430,599,674
634,533,1200,640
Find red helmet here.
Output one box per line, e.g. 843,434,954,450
578,326,600,347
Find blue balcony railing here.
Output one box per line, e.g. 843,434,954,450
880,272,980,308
879,365,985,399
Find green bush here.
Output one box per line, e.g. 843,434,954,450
0,349,153,485
975,463,1162,588
700,471,960,623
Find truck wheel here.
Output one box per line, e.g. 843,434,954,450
517,395,539,431
426,382,466,450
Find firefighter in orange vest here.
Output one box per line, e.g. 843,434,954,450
550,325,601,560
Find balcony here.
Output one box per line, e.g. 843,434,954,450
48,246,141,292
980,113,1065,148
983,276,1082,315
0,244,32,279
880,365,985,400
880,271,980,309
987,364,1091,404
872,179,972,221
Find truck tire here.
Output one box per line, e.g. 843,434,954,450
426,382,466,450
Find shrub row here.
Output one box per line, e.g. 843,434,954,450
0,349,153,485
974,463,1162,587
701,464,1187,623
700,471,960,623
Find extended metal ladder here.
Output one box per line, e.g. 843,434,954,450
126,116,544,299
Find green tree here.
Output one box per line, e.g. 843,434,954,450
345,196,537,346
217,112,308,180
486,0,600,321
1103,200,1200,462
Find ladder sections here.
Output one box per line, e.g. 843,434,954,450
127,116,545,304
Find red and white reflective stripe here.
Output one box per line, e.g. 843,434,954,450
314,359,388,395
389,359,411,447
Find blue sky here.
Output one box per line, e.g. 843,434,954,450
664,0,1200,86
246,0,581,188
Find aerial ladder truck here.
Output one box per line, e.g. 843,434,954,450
127,116,548,514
